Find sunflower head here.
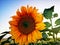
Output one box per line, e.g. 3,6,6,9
9,5,45,45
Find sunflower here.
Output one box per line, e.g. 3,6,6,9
9,5,45,45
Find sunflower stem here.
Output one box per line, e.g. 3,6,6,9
50,18,55,42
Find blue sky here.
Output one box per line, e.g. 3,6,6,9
0,0,60,37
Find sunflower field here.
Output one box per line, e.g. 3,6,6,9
0,6,60,45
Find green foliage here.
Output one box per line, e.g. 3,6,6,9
43,6,60,43
36,43,42,45
40,29,50,32
44,22,51,28
51,26,60,34
42,32,48,40
0,31,9,40
55,18,60,25
0,31,18,45
53,13,58,17
1,40,10,45
47,32,53,36
28,43,42,45
1,31,10,34
0,34,6,40
43,6,54,19
28,43,34,45
0,37,11,45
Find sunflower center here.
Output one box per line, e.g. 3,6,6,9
18,15,35,35
22,22,29,28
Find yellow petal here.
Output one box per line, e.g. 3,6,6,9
16,9,21,16
9,21,18,26
36,31,42,39
21,6,27,15
28,34,32,42
27,6,33,13
36,22,46,30
31,31,37,42
32,13,43,23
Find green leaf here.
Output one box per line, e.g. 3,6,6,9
0,34,6,40
7,37,11,40
53,13,58,17
10,43,18,45
47,32,53,36
42,32,48,39
43,6,54,19
6,37,11,42
44,22,51,28
0,31,10,40
51,26,60,34
1,40,9,45
40,28,50,32
1,31,10,34
28,43,34,45
55,18,60,25
36,43,42,45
